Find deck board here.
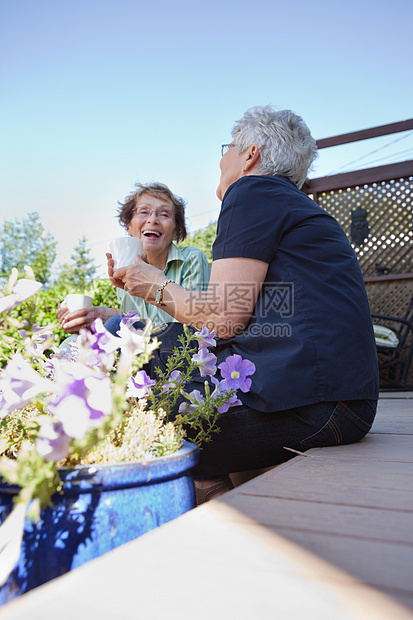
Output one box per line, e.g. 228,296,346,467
263,528,413,593
251,457,413,494
369,418,413,434
217,495,413,544
1,392,412,619
248,474,413,510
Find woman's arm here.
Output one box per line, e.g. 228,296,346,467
166,257,268,338
110,255,268,339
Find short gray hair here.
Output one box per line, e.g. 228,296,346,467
231,105,318,188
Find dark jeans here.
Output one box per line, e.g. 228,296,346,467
104,316,377,478
188,398,377,478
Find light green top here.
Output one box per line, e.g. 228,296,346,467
117,243,210,327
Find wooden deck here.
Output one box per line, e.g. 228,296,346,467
1,392,412,619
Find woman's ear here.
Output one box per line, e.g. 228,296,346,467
243,145,260,173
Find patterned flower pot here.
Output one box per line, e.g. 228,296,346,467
0,440,199,605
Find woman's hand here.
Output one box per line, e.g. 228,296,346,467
106,253,125,289
107,252,164,302
56,304,120,334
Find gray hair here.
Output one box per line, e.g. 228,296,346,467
231,105,318,188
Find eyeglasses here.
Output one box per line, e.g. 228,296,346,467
134,208,175,221
221,143,237,157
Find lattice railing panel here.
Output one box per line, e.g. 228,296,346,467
365,278,413,320
366,277,413,387
316,176,413,277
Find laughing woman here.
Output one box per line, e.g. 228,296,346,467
57,182,210,334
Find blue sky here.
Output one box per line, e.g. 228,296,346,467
1,0,412,277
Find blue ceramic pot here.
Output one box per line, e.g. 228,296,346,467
0,440,199,605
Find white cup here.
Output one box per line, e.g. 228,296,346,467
109,237,143,270
63,294,94,313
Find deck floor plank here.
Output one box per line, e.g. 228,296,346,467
0,393,412,619
308,432,413,460
247,475,413,510
217,494,413,545
250,457,413,493
262,527,413,594
370,414,413,434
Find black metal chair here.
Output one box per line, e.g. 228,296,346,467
371,295,413,389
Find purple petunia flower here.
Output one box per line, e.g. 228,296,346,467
0,353,55,418
191,348,217,377
49,359,112,439
23,325,57,360
90,318,122,352
217,392,242,413
120,311,141,331
178,389,205,414
126,370,155,399
210,377,242,413
162,370,182,393
193,325,216,350
35,419,71,462
77,319,120,372
218,354,256,393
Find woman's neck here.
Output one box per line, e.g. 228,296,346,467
146,250,168,272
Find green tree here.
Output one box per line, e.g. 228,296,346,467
89,277,119,310
178,221,217,264
0,212,57,284
56,236,97,292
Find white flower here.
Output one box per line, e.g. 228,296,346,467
116,319,158,378
7,268,19,294
23,265,35,279
117,319,153,355
0,278,43,314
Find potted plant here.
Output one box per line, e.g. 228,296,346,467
0,268,255,604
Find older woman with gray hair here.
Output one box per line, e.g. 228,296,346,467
108,105,379,503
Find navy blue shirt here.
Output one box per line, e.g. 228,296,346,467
213,175,379,412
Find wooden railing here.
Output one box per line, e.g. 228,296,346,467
303,119,413,280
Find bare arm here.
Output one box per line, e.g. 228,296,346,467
109,254,268,339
